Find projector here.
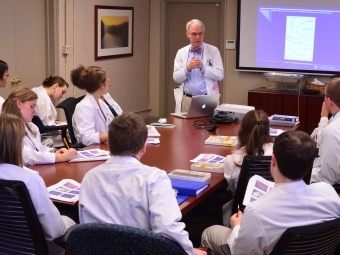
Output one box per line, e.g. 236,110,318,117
214,104,255,120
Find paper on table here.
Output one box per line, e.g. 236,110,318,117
70,149,110,162
47,179,81,204
190,153,225,163
147,125,161,137
270,128,284,137
147,138,160,144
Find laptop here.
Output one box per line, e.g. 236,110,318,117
171,94,220,119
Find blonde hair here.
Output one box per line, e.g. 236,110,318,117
0,113,26,167
2,87,38,136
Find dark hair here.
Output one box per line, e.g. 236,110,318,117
70,65,107,93
325,77,340,108
108,113,147,156
42,75,69,88
0,113,26,167
2,87,38,136
273,130,317,180
0,60,8,80
237,110,271,158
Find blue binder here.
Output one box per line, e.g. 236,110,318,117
171,179,210,197
176,195,189,205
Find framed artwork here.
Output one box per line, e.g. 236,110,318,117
94,5,134,60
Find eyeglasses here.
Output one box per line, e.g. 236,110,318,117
4,72,9,77
324,94,332,101
187,32,204,38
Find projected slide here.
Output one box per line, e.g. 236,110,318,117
284,16,315,62
255,6,340,72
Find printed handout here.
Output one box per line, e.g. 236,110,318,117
47,179,81,204
243,175,274,206
190,153,225,163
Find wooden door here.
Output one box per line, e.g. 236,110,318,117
0,0,46,99
166,2,223,115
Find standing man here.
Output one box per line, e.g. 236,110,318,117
173,19,224,112
311,77,340,185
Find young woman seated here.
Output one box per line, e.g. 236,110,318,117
1,87,77,166
0,113,76,254
224,109,273,195
32,75,69,125
70,65,122,146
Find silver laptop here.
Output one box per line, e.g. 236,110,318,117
171,94,220,119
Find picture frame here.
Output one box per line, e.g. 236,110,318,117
94,5,134,60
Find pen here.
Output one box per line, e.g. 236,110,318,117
63,138,70,150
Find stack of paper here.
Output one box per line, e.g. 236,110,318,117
168,169,211,182
205,135,238,147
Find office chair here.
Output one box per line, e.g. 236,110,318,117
220,218,340,255
231,155,273,215
333,183,340,194
32,115,68,148
56,96,85,149
66,223,187,255
0,179,71,255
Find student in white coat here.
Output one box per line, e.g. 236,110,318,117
0,60,9,111
0,113,76,255
31,76,69,125
79,113,207,255
1,87,77,166
173,19,224,112
71,65,122,146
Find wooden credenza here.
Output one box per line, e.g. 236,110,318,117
248,87,324,134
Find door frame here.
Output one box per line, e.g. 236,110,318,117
160,0,225,116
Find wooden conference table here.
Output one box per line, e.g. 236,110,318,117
30,117,290,215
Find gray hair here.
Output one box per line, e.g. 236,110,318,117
186,19,205,32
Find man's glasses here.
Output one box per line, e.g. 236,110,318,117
324,93,332,101
4,72,9,77
188,32,204,38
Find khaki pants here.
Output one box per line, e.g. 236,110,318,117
201,225,233,255
181,95,192,112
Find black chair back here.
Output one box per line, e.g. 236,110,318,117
0,179,49,255
231,155,272,214
66,223,187,255
56,96,85,146
269,218,340,255
220,218,340,255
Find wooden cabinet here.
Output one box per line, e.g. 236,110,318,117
248,87,324,134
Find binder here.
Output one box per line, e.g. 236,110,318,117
171,179,210,196
176,195,189,205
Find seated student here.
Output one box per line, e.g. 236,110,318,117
224,109,272,196
79,113,206,255
32,75,69,125
1,87,77,166
201,130,340,255
311,78,340,185
71,65,122,146
0,113,76,255
0,60,9,111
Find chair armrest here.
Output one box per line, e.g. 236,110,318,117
220,244,231,255
54,224,79,249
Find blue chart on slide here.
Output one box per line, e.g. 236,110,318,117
255,6,340,72
284,16,316,62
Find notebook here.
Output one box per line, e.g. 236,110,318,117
171,94,220,119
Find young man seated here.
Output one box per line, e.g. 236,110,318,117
79,112,206,255
201,130,340,255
